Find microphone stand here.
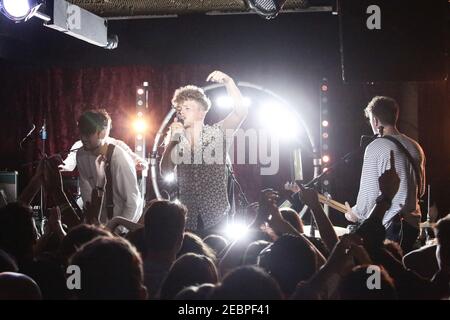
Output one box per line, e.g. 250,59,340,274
226,163,249,224
38,119,47,235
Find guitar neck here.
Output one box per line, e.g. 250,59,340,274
318,194,347,214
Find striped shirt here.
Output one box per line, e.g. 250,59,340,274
352,134,425,229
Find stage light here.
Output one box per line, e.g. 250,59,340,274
137,134,143,140
322,120,329,127
245,0,287,19
137,88,144,95
216,96,252,109
133,119,147,133
322,155,330,163
322,132,329,139
0,0,45,22
321,84,328,92
136,145,142,152
243,97,252,107
216,96,233,109
223,221,249,241
137,112,143,117
259,101,298,140
164,173,175,184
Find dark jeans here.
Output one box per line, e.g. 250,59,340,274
386,218,419,254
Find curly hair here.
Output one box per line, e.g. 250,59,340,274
171,85,211,112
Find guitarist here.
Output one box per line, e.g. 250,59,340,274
345,96,425,253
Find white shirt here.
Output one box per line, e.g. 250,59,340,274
61,138,146,171
77,144,143,223
353,134,425,228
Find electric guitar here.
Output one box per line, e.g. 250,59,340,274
284,182,435,229
284,181,347,214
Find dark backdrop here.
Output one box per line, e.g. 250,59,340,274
0,12,448,221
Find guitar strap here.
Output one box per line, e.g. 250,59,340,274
105,144,116,220
380,136,424,197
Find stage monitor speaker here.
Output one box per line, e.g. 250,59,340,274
0,171,18,204
338,0,448,83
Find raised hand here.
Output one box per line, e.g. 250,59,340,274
206,70,233,84
284,181,300,193
379,150,400,201
297,184,321,209
169,117,185,142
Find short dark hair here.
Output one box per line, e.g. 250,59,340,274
257,234,318,295
144,200,186,253
69,236,145,300
77,110,110,136
210,265,282,300
58,224,112,265
159,253,218,300
365,96,399,126
177,232,216,262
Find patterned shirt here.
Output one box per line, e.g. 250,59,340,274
175,123,230,231
353,134,425,229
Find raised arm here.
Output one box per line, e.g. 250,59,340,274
297,184,339,252
208,71,248,133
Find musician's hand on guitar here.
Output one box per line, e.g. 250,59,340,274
95,155,107,188
378,150,400,201
344,201,359,223
135,159,148,171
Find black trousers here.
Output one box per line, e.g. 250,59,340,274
386,218,419,254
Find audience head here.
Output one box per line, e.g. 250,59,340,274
0,272,42,300
174,283,216,300
59,224,112,265
144,200,186,256
257,234,318,296
160,253,218,300
243,240,271,265
177,232,216,262
211,265,282,300
0,249,18,272
203,234,228,257
435,214,450,270
69,236,147,300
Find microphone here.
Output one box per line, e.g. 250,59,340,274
39,119,47,140
19,124,36,148
360,133,379,148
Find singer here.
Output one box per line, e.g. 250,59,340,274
160,71,248,235
345,96,426,253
